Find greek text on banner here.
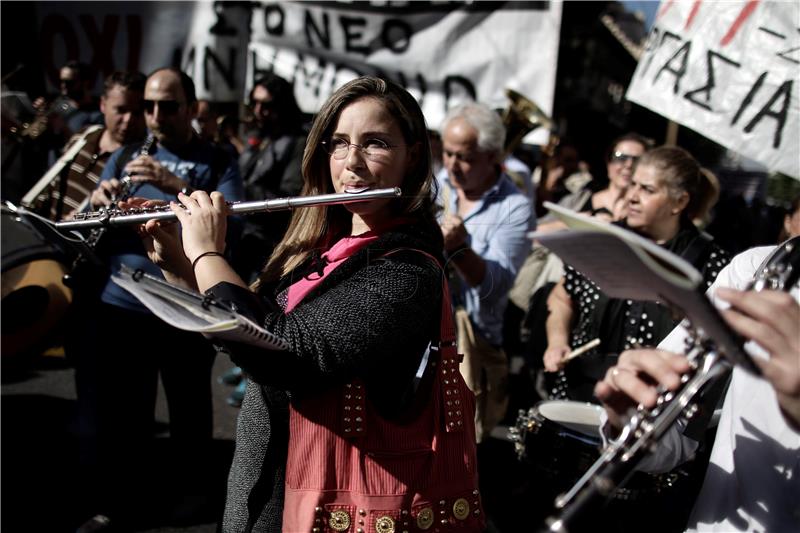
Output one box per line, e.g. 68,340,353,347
626,0,799,178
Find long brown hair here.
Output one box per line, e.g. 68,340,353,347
254,76,437,287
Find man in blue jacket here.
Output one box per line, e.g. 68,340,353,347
74,67,244,531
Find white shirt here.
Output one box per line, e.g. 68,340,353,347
650,246,800,532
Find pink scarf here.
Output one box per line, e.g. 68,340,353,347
284,220,408,313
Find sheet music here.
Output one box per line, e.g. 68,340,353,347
534,230,697,301
533,204,750,368
112,267,288,351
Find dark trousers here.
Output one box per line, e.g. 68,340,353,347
67,299,216,521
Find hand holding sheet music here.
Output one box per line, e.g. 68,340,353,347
112,265,288,351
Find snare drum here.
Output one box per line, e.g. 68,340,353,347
1,211,71,356
510,400,603,492
510,399,701,530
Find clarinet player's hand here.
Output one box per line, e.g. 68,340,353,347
90,178,123,208
125,155,190,195
716,288,800,430
595,348,691,433
121,197,194,287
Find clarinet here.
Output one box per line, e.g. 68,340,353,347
544,236,800,533
83,134,156,248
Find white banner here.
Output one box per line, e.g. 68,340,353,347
34,2,562,143
247,1,562,141
626,0,800,178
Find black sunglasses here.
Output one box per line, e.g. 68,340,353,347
144,99,181,115
610,151,641,165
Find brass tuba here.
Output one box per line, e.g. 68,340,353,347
501,88,554,157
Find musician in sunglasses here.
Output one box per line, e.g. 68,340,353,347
537,132,652,232
596,239,800,533
72,68,244,530
137,76,484,532
43,60,104,139
231,73,308,285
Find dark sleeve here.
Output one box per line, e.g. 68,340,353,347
204,281,275,324
277,136,305,197
699,245,732,291
563,263,584,300
203,282,282,368
236,253,443,393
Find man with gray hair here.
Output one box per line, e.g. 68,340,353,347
437,101,534,442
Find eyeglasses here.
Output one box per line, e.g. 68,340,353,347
322,138,398,160
610,151,641,165
144,99,181,115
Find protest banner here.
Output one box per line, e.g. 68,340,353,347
36,2,190,90
626,1,799,178
34,2,562,142
247,1,562,139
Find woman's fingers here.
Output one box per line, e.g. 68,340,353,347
210,191,228,213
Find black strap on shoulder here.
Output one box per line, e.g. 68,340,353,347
208,144,231,187
113,142,142,179
679,230,715,268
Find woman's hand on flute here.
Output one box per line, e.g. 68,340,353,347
171,190,248,294
170,190,228,266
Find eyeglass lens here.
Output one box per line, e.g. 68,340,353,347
325,139,392,160
611,151,640,164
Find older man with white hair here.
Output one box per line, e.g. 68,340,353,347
436,101,534,441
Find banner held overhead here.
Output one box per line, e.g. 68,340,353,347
626,1,799,179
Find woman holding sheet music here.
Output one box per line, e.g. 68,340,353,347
543,146,731,402
132,77,484,532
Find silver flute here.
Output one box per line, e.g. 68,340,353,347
55,187,402,230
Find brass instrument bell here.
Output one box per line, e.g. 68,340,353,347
502,88,554,156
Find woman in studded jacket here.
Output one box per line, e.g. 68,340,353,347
136,77,485,533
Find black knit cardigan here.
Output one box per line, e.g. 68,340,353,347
210,219,445,533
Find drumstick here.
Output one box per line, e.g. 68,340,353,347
564,338,600,362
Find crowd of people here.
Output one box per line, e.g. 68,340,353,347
1,62,798,533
